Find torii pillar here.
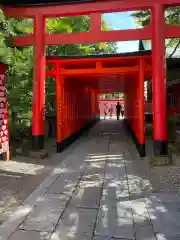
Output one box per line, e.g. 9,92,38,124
152,4,167,156
32,14,46,150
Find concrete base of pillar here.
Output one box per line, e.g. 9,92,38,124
124,119,146,157
29,149,48,159
32,135,44,150
153,140,168,156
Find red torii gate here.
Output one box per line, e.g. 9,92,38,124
3,0,180,156
46,53,151,156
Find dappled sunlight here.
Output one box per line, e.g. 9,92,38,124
156,205,167,213
85,158,107,162
102,182,129,200
108,154,124,158
105,173,126,182
1,120,180,239
81,173,104,183
127,174,152,194
0,161,45,176
19,194,68,232
108,156,124,161
7,205,32,224
79,179,103,188
89,154,108,158
50,206,97,240
85,161,106,169
130,199,152,226
96,199,134,238
51,167,66,175
47,173,80,195
106,162,124,168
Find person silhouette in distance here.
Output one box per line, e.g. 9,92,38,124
116,101,122,120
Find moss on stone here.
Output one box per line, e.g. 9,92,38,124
168,142,180,154
150,155,171,166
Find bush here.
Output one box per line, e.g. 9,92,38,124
8,122,31,145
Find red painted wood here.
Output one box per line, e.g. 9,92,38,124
13,27,152,46
32,14,46,136
0,64,9,159
165,24,180,38
46,55,152,94
4,0,176,155
12,34,35,46
3,0,180,18
90,13,101,33
152,4,167,141
139,58,145,144
45,27,152,45
56,63,62,143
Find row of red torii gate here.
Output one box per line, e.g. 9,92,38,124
1,0,180,158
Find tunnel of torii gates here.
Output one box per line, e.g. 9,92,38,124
2,0,180,157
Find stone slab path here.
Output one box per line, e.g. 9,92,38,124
0,120,180,239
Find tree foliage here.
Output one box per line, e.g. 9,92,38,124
0,9,118,139
0,9,14,64
132,7,180,57
101,93,124,100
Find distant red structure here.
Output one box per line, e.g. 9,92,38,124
99,99,124,116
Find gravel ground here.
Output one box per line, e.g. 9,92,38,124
146,139,180,194
150,165,180,194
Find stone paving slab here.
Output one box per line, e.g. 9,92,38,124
69,186,102,209
2,120,180,240
95,200,134,239
50,208,97,240
81,172,105,183
79,175,104,188
82,165,106,180
105,161,126,180
9,230,50,240
84,157,107,163
83,161,107,172
156,233,180,240
93,237,128,240
146,195,180,237
47,172,81,195
130,199,151,226
19,194,69,232
102,179,129,201
135,225,156,240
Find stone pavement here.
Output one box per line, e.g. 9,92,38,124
0,120,180,239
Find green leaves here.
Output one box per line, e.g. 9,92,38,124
132,8,180,58
131,10,151,27
0,8,16,65
46,16,90,34
46,16,117,57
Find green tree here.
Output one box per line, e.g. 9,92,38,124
101,93,124,100
0,9,13,64
132,7,180,57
